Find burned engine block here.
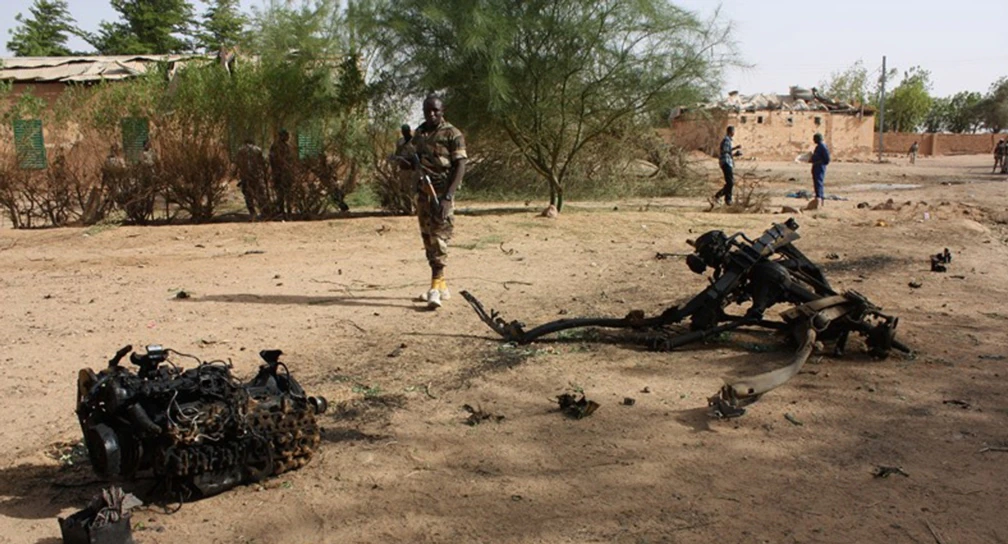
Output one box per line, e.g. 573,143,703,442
76,345,327,499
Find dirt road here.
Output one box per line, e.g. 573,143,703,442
1,154,1006,544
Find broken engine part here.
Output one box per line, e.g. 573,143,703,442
556,393,600,419
58,486,139,544
76,345,328,500
462,220,909,418
931,248,951,272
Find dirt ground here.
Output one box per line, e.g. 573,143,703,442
1,154,1007,544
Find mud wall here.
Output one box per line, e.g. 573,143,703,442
874,132,1000,156
668,110,874,161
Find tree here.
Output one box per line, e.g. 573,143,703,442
819,60,871,106
880,66,933,132
974,77,1008,133
86,0,196,54
197,0,248,52
6,0,77,57
945,91,983,133
923,96,949,133
380,0,729,211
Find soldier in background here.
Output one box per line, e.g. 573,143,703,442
235,138,268,219
994,139,1006,174
908,141,919,165
269,129,294,218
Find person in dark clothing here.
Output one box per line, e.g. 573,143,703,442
810,133,831,208
714,125,741,205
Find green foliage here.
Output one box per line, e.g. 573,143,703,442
6,0,77,56
2,90,47,124
87,0,196,54
974,77,1008,133
197,0,248,51
924,91,983,133
819,60,872,106
880,66,933,132
380,0,729,211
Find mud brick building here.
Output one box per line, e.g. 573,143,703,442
667,88,876,161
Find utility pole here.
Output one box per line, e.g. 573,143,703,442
878,55,887,163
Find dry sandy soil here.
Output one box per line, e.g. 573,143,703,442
1,154,1007,544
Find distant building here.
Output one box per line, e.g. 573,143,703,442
668,87,876,161
0,55,210,106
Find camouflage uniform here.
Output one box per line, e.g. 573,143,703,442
269,137,294,217
395,134,416,193
995,140,1006,174
235,142,268,217
412,120,466,271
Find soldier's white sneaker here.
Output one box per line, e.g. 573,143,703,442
419,288,450,302
426,288,442,309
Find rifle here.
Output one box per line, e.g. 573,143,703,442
412,154,441,218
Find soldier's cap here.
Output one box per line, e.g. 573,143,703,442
401,124,411,131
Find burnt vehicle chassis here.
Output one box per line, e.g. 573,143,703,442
462,219,910,417
76,345,327,500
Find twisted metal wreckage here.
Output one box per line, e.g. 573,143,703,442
462,219,911,418
76,345,328,500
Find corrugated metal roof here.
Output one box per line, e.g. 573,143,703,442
0,55,208,83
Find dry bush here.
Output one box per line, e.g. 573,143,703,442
0,153,38,228
707,176,770,214
0,143,105,228
464,130,706,202
367,130,415,216
285,160,332,219
104,160,159,224
157,130,230,223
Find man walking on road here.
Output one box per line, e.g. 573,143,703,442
714,125,741,205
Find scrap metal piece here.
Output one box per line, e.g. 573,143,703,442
464,220,910,416
59,486,137,544
556,393,600,419
931,248,952,272
76,346,328,501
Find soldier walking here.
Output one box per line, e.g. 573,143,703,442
994,139,1006,174
412,96,467,310
235,138,268,219
269,129,294,218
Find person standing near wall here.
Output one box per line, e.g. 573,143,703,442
908,141,919,165
713,125,741,205
810,133,830,208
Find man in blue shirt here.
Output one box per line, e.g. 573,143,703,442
714,126,741,205
811,133,830,208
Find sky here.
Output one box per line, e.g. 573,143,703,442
1,0,1007,97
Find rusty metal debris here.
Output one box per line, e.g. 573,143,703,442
556,393,600,419
462,220,909,418
872,465,909,478
76,345,327,501
931,248,951,272
59,486,140,544
462,404,505,425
